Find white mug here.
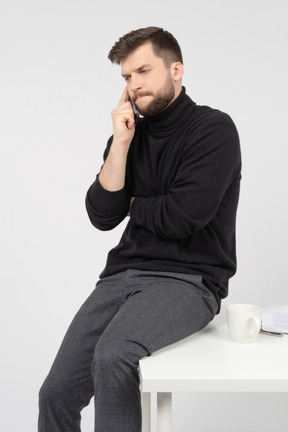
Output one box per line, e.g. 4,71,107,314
226,304,262,343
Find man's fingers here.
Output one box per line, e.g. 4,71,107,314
114,87,135,129
126,115,136,130
112,106,134,125
118,87,129,107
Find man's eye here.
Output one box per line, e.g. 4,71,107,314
124,76,130,81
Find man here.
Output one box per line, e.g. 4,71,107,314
39,27,241,432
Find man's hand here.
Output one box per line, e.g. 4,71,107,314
111,87,136,148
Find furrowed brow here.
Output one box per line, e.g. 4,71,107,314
135,64,151,72
121,64,152,78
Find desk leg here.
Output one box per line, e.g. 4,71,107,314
157,392,172,432
141,392,151,432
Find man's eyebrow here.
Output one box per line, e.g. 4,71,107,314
121,64,152,78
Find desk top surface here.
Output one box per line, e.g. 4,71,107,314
139,305,288,392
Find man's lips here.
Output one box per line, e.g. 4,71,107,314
135,93,152,101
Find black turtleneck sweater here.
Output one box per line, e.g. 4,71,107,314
86,88,241,309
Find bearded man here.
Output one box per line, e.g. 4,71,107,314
39,27,241,432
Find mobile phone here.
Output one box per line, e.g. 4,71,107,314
127,94,139,123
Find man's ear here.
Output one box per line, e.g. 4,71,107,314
171,62,184,83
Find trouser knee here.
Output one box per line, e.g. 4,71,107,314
39,379,67,409
39,376,88,413
92,339,147,382
39,379,54,402
38,380,84,432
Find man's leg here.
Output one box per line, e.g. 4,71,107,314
92,270,218,432
38,273,128,432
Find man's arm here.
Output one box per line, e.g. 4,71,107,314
99,87,135,191
129,119,241,239
86,88,136,231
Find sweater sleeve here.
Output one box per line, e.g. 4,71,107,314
85,137,131,231
130,119,241,240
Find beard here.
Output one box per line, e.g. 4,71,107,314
134,75,175,118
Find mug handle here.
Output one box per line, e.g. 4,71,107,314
248,316,261,337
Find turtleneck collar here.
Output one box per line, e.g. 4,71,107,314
143,87,196,133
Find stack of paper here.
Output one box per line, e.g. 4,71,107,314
262,308,288,334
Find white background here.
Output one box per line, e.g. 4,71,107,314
1,0,287,431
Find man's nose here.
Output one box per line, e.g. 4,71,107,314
130,75,142,92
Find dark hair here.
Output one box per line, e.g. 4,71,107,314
108,26,183,67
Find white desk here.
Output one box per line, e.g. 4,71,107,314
139,305,288,432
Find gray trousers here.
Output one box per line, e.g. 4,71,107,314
38,269,218,432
